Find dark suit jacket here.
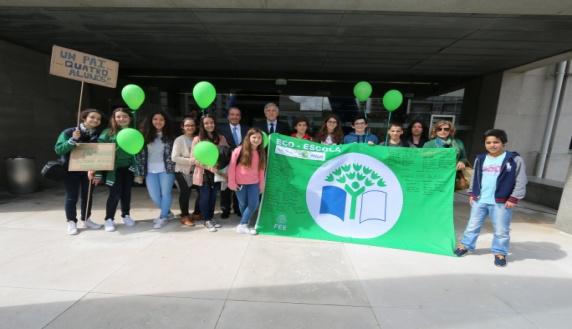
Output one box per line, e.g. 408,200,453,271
218,123,249,149
254,120,291,135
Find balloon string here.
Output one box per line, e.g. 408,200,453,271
385,111,392,146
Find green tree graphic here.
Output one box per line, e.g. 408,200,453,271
325,163,386,220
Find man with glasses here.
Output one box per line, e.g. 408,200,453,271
254,102,291,135
343,115,379,145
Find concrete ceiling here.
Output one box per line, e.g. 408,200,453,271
1,3,572,88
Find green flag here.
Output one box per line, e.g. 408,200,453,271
257,134,457,256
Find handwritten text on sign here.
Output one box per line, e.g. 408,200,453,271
69,143,116,171
49,45,119,88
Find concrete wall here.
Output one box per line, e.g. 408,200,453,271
556,160,572,233
495,64,572,181
0,40,81,190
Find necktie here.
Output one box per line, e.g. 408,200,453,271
232,126,240,145
269,122,275,134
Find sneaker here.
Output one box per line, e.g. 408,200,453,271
167,211,175,220
153,218,166,229
121,215,136,227
82,218,102,230
212,219,222,228
67,221,78,235
237,224,257,235
104,219,116,232
494,254,507,267
204,220,217,232
236,224,249,234
454,246,468,257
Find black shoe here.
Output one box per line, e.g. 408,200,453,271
221,212,230,219
454,247,468,257
494,255,507,267
234,210,242,217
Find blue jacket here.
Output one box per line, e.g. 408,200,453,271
343,133,379,144
469,151,527,204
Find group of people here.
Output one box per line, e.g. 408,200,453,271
55,101,526,267
56,106,266,237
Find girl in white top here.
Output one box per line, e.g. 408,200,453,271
315,114,344,145
171,116,199,226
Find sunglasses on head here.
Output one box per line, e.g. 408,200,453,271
437,127,450,132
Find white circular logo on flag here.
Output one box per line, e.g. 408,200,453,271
306,153,403,239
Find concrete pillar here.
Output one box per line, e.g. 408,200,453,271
462,72,503,160
556,161,572,233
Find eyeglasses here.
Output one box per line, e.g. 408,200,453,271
437,127,450,132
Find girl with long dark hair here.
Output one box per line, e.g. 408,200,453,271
135,110,177,229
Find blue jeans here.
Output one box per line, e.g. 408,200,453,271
199,183,220,221
235,184,260,225
145,172,175,219
460,202,513,255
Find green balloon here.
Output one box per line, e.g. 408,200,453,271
193,141,219,167
193,81,217,109
353,81,372,102
121,84,145,111
262,131,269,148
383,89,404,112
116,128,144,155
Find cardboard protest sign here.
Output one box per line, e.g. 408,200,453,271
69,143,116,171
49,45,118,88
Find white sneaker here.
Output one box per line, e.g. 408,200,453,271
67,221,78,235
167,212,175,220
237,224,257,235
121,215,136,227
204,220,217,232
153,218,166,229
82,218,102,230
104,219,116,232
212,220,222,228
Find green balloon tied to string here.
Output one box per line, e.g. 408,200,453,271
382,89,404,145
383,89,403,112
193,81,217,110
192,141,219,167
116,128,144,155
121,84,145,127
121,84,145,111
353,81,373,102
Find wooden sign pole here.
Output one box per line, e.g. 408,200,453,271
76,81,85,128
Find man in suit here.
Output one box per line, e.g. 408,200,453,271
218,106,249,218
254,102,291,135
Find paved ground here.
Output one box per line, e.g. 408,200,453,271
0,186,570,329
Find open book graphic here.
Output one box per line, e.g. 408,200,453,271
359,190,387,223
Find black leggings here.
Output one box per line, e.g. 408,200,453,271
175,172,200,216
63,171,93,222
105,167,133,220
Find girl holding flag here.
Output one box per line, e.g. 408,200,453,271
227,128,266,235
